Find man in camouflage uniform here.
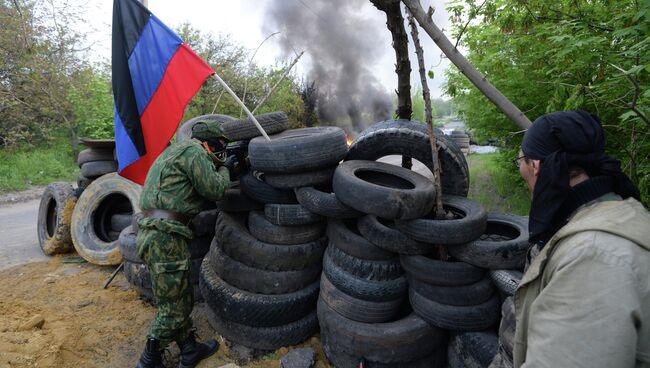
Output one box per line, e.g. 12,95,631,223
135,121,230,368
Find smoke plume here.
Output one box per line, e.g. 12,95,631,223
262,0,394,133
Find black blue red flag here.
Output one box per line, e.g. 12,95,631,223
112,0,214,185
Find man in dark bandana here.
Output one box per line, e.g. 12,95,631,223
508,110,650,368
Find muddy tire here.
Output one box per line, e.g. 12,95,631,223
357,215,432,255
37,182,76,255
449,331,499,368
326,244,402,281
71,173,141,265
327,219,395,261
249,127,348,174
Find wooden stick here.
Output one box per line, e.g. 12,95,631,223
402,0,532,130
252,51,305,115
103,262,124,289
213,73,271,141
406,8,444,217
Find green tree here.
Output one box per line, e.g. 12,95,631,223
445,0,649,204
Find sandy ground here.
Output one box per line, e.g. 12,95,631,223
0,256,329,368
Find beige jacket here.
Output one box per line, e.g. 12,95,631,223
513,196,650,368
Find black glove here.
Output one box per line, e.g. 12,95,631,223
224,155,237,174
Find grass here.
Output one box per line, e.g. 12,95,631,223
467,152,531,216
0,137,79,193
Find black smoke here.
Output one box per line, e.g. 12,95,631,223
262,0,394,133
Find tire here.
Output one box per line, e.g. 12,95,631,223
410,288,501,331
240,171,297,204
118,225,140,262
221,112,289,142
191,209,219,237
190,235,212,259
200,258,319,327
111,212,132,233
448,213,529,269
408,277,495,307
37,182,76,255
326,244,403,281
175,114,235,142
216,188,263,212
357,215,432,255
264,203,323,226
209,241,321,294
489,270,522,297
395,195,487,246
323,251,407,302
294,186,362,219
449,331,499,368
347,119,469,196
497,296,515,359
79,160,118,178
320,273,402,323
216,212,326,271
249,127,348,174
317,297,446,363
401,255,485,286
322,333,446,368
206,303,318,351
131,212,144,233
71,173,141,265
77,148,114,166
263,166,335,189
248,210,324,245
327,219,395,261
333,160,435,220
77,175,93,189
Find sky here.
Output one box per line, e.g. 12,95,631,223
82,0,456,99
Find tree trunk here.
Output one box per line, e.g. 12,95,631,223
402,0,532,130
371,0,412,120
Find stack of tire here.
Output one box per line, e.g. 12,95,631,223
119,209,218,304
76,138,119,190
319,159,448,367
448,130,470,157
199,125,342,350
447,213,530,367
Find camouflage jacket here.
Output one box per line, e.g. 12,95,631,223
139,139,230,219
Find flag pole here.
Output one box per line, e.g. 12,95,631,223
212,73,271,141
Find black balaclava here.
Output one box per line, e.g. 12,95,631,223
521,110,640,246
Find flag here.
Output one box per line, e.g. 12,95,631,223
112,0,214,185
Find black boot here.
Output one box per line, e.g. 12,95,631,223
176,332,219,368
136,338,165,368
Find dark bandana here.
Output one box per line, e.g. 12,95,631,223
522,110,640,246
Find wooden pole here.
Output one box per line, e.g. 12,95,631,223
252,51,305,114
213,74,271,141
401,0,532,130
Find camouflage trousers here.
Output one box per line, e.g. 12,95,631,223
136,226,193,348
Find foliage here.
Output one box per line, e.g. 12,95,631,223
68,67,114,139
177,24,305,129
0,133,78,192
468,152,531,215
445,0,650,205
0,0,91,148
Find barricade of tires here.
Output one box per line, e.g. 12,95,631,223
199,125,342,350
448,129,470,156
76,138,119,190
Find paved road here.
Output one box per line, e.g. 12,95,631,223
0,199,49,270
